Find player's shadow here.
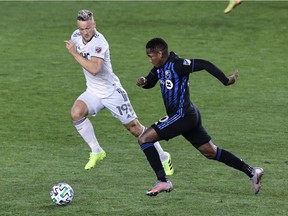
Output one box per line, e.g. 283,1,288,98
40,203,72,210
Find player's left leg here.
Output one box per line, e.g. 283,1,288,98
197,141,264,194
184,106,264,194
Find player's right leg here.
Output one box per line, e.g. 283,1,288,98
124,120,174,175
71,92,106,170
138,127,173,196
140,113,193,195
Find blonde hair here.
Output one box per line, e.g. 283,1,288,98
77,9,94,21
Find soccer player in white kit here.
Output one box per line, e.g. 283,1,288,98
64,9,174,175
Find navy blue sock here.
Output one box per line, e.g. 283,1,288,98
141,143,167,182
216,148,254,178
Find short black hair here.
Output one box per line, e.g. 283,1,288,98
146,38,168,53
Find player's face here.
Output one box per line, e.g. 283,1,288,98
77,20,96,43
146,49,163,68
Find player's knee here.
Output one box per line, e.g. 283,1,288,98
199,148,217,159
137,135,146,145
70,108,85,121
71,100,88,121
198,141,217,159
70,110,77,121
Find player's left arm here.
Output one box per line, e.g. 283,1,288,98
64,40,103,76
192,59,238,86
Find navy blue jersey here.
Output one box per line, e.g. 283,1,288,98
143,52,229,115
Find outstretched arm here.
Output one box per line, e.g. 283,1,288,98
193,59,238,86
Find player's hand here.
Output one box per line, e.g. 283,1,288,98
64,40,77,55
227,69,239,85
136,76,147,87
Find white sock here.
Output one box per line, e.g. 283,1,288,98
154,141,168,162
140,126,168,162
74,117,103,153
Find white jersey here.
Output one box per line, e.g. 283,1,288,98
71,29,121,98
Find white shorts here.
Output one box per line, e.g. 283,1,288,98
77,87,137,125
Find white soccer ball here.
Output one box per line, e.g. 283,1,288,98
50,182,74,206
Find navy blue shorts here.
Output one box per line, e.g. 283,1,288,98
151,106,211,148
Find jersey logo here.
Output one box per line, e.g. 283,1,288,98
183,59,191,66
165,70,170,79
155,115,169,125
95,47,102,53
165,80,173,89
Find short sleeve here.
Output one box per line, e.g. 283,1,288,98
89,37,108,59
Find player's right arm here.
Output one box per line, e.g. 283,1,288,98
64,40,103,76
136,68,158,89
136,76,147,87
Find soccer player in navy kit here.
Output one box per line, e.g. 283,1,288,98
137,38,263,196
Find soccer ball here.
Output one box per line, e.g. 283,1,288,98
50,182,74,206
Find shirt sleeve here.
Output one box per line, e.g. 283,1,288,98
89,37,108,59
174,58,194,76
71,29,80,42
191,59,229,85
143,67,159,89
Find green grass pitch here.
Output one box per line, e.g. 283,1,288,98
0,1,287,215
